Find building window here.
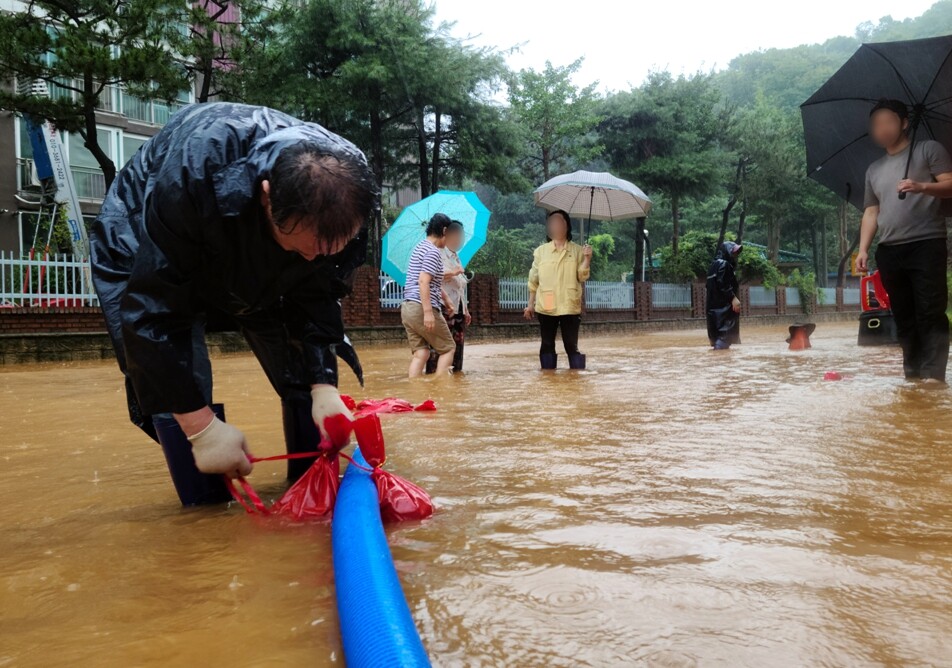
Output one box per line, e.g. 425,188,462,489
66,128,116,200
121,134,149,165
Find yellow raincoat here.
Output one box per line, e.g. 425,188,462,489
527,241,591,316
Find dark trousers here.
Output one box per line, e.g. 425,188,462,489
876,238,950,381
538,313,581,355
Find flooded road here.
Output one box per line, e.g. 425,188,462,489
2,322,951,667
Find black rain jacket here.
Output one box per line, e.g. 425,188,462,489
706,241,742,345
90,102,369,425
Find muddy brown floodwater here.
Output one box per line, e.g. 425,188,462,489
1,322,951,667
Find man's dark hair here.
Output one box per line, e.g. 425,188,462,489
425,213,461,237
870,98,909,121
269,142,379,244
545,209,573,242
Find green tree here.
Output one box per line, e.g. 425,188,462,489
174,0,270,103
0,0,188,188
587,233,615,280
507,58,602,182
468,227,538,278
599,71,727,257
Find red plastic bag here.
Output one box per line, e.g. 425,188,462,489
354,414,386,467
271,455,341,519
372,468,433,523
346,397,437,417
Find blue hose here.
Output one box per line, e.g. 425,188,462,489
332,448,431,668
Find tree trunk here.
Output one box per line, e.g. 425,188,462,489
671,193,680,257
767,217,781,262
718,157,744,246
736,196,747,244
415,109,430,197
809,219,820,281
838,199,849,259
198,59,213,103
369,108,385,267
541,146,550,182
81,77,116,188
819,214,828,287
430,108,442,194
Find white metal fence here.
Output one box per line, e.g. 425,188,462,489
842,288,861,305
0,251,98,307
498,278,529,309
784,286,801,307
749,286,777,307
585,281,634,309
651,283,692,309
379,274,404,309
818,287,837,305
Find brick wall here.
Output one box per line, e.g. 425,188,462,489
0,307,107,334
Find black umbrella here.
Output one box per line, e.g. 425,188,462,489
800,35,952,210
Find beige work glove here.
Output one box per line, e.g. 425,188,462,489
311,384,354,449
188,417,253,478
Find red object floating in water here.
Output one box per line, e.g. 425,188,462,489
341,395,437,418
824,371,843,381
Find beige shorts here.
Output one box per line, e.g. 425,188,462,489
401,301,455,354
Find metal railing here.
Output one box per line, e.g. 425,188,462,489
818,287,837,305
498,278,529,309
651,283,692,308
784,286,801,307
0,251,98,308
72,166,107,200
749,286,777,307
843,288,861,305
585,281,634,309
379,274,404,309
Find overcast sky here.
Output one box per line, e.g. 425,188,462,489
432,0,939,93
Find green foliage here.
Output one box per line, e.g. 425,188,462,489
598,71,728,255
467,227,538,278
655,231,784,286
586,233,615,280
785,269,818,310
0,0,189,186
508,59,603,182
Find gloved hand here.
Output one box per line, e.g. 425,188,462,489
311,384,354,450
188,417,253,478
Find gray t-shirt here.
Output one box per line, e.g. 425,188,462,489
864,139,952,246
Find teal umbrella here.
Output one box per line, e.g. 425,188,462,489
381,190,490,286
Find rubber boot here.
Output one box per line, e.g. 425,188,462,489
540,353,558,370
152,404,232,506
713,338,731,350
282,395,323,483
568,353,587,370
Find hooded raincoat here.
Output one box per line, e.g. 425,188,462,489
706,241,742,347
90,102,371,440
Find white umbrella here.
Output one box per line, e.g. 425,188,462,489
533,170,652,242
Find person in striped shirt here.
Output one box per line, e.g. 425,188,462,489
401,214,460,377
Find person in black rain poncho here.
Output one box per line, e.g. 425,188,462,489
706,241,743,350
90,102,379,505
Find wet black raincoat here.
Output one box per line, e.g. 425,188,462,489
706,241,742,347
90,102,370,439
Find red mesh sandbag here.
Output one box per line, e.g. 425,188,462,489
372,468,433,523
272,455,341,520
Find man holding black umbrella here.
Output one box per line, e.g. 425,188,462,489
856,99,952,384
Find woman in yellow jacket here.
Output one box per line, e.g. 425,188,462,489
523,210,593,369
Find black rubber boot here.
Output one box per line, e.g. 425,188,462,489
282,395,322,483
540,353,558,370
568,353,586,370
152,403,232,506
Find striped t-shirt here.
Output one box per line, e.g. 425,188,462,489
404,239,445,308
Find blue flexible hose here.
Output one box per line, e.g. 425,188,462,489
332,448,431,668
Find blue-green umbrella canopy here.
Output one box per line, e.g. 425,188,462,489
381,190,491,286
